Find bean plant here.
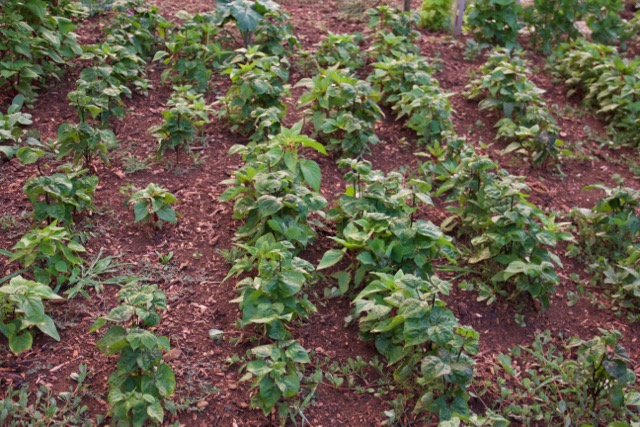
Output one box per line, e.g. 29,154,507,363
218,48,289,137
394,84,455,145
315,32,366,72
155,11,228,91
151,85,213,161
0,95,35,160
570,182,640,319
484,330,639,425
465,48,562,164
220,123,327,248
0,276,62,355
466,0,522,47
8,222,86,289
297,68,382,156
91,283,175,426
0,0,82,100
353,270,479,421
430,146,573,310
24,165,98,226
123,183,180,228
318,159,454,293
551,40,639,146
368,54,439,103
366,6,421,40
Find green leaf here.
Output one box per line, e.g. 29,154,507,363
156,363,176,397
257,195,283,216
96,325,128,355
16,147,44,165
279,372,301,398
156,205,177,223
421,355,451,381
9,330,33,355
133,201,149,223
146,399,164,424
37,315,60,341
256,376,281,415
317,249,344,270
300,159,321,192
285,341,310,363
126,329,159,350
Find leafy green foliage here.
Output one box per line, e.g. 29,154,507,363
226,235,316,340
523,0,632,53
0,95,36,160
218,48,289,137
366,6,421,59
0,276,62,355
56,121,117,168
240,340,311,416
368,53,453,146
366,5,421,39
315,32,366,72
220,122,327,247
155,11,228,91
105,0,169,61
8,222,86,289
297,68,382,156
465,48,562,164
583,0,630,46
467,0,522,46
368,30,421,60
55,1,169,169
91,282,167,330
319,159,454,293
353,270,479,420
24,165,98,226
251,8,299,57
602,249,640,322
419,0,453,30
551,40,639,146
570,183,640,319
522,0,585,54
573,183,640,261
394,84,454,145
151,85,213,160
217,0,280,48
484,330,639,425
0,0,82,100
368,54,440,104
91,282,175,426
430,147,572,309
123,183,180,228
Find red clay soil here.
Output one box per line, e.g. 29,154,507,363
1,1,639,426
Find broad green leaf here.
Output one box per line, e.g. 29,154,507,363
9,330,33,355
133,201,149,223
300,159,321,192
285,341,310,363
257,195,283,216
317,249,344,270
156,363,176,397
156,205,177,223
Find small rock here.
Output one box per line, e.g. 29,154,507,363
196,401,208,409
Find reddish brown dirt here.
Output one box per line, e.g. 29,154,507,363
1,1,639,426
